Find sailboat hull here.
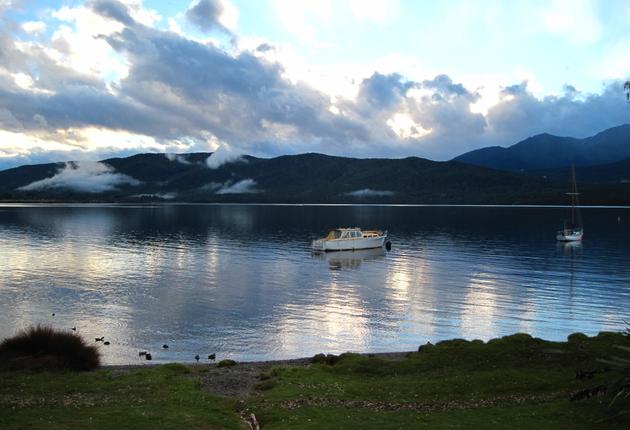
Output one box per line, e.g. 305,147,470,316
556,229,583,242
557,165,583,242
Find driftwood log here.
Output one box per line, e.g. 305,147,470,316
249,413,260,430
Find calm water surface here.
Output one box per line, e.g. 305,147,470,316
1,204,629,364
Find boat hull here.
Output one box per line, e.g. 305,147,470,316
312,235,387,252
556,229,583,242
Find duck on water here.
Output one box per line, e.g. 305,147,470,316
312,227,389,252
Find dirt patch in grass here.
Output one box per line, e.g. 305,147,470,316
196,358,311,397
193,352,412,398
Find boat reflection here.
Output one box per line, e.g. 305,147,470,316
313,247,386,269
557,240,583,256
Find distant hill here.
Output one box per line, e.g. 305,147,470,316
0,152,562,204
528,157,630,185
454,124,630,171
1,151,628,205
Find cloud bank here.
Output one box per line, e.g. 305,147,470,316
215,178,257,194
345,189,395,197
165,153,191,164
205,144,245,169
18,161,140,193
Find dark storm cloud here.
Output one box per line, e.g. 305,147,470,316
185,0,230,33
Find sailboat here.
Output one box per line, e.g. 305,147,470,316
556,165,583,242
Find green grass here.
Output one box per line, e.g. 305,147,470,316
0,363,245,430
2,332,629,429
249,332,630,429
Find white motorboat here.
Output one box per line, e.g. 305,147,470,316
557,165,583,242
312,227,388,252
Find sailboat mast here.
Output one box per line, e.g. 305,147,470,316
571,165,576,226
567,165,582,228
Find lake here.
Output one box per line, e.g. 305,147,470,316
1,204,629,364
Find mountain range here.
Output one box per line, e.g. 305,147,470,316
454,124,630,172
1,125,629,205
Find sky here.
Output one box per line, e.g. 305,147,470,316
1,0,630,170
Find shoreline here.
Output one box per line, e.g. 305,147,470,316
2,201,630,208
4,332,630,428
102,350,413,370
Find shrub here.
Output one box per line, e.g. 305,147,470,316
0,325,100,371
568,332,589,343
217,359,237,368
310,353,327,364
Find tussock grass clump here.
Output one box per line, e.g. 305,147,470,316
0,325,100,371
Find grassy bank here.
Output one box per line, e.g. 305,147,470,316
2,332,630,429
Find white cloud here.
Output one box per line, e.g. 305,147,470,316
205,143,244,168
387,112,431,139
132,192,177,199
215,178,257,194
165,153,191,164
168,17,183,34
22,21,46,34
346,189,394,197
218,0,239,30
50,5,129,82
18,161,140,193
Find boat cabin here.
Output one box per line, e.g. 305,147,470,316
326,228,360,240
325,228,382,240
